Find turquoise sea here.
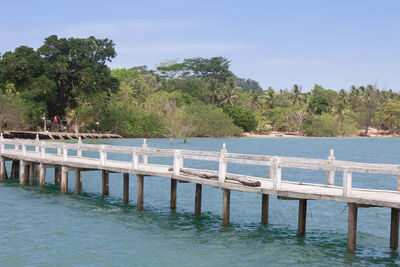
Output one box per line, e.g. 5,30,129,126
1,137,400,266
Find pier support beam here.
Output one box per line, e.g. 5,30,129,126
222,189,231,225
35,164,39,181
123,173,129,203
137,175,144,210
61,166,68,194
0,157,5,181
74,169,82,194
29,162,34,185
20,161,26,185
390,208,400,250
55,167,61,186
39,163,46,187
298,199,307,236
102,170,109,196
195,184,202,215
11,161,19,179
170,179,177,210
24,163,30,184
347,203,358,251
261,194,269,223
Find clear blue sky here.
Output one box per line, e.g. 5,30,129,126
1,0,399,91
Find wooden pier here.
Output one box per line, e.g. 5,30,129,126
1,134,400,251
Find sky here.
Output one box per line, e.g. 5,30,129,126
1,0,399,91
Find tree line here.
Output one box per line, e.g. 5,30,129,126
1,35,400,138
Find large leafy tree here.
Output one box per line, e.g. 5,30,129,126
1,35,119,124
37,35,119,117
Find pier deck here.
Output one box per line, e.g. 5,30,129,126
1,135,400,252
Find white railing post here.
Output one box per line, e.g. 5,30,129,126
77,137,82,157
100,145,106,165
63,144,68,161
173,150,181,175
343,168,352,196
0,133,4,153
57,143,61,156
132,150,138,170
397,166,400,191
35,134,40,153
272,157,282,189
40,141,45,158
142,139,148,164
218,143,227,184
15,141,19,151
22,143,26,156
327,149,335,185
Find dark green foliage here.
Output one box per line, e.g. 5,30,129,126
236,77,263,91
307,95,330,115
222,105,258,132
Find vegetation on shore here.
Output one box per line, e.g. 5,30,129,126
1,35,400,138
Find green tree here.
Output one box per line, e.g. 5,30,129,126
377,100,400,133
222,105,257,132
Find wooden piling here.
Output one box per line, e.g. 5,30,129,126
24,163,30,184
39,163,46,187
390,208,400,250
123,173,129,203
74,169,82,194
261,194,269,223
222,189,231,225
298,199,307,236
347,203,358,251
61,166,68,194
102,170,109,196
0,157,5,181
137,175,144,210
35,164,40,181
55,166,61,186
29,162,34,185
170,178,177,210
195,184,202,215
20,161,26,185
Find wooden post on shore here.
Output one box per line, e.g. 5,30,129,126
195,184,202,215
55,167,61,186
347,203,358,251
29,162,34,185
123,173,129,203
61,166,68,194
222,188,231,225
74,169,82,194
390,208,400,250
170,178,177,210
137,175,144,210
102,170,109,196
261,194,269,223
298,199,307,236
0,157,5,181
39,163,46,187
20,161,26,185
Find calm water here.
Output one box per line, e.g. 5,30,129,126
1,137,400,266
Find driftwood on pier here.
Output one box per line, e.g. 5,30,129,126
168,167,261,187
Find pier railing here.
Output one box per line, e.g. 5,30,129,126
1,135,400,197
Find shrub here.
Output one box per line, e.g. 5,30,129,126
222,105,257,132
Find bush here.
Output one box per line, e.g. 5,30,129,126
302,113,339,136
183,104,243,137
222,105,257,132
